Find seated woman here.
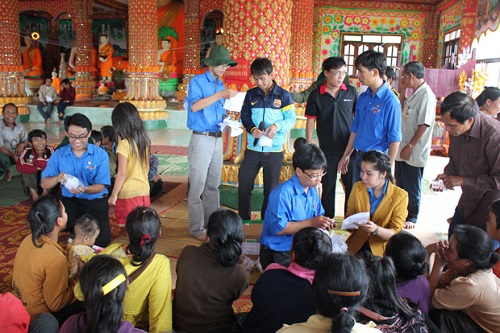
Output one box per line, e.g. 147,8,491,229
277,253,380,332
92,207,173,333
345,150,408,256
476,87,500,118
174,209,249,333
242,227,332,333
385,232,431,314
358,253,429,332
41,113,111,247
428,225,500,332
60,255,146,333
12,196,80,333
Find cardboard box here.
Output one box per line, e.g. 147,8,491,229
242,220,263,256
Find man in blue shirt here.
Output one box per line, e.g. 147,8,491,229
239,58,296,221
338,50,401,183
186,45,237,241
259,143,334,269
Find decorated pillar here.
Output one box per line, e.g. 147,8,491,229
224,0,293,87
289,0,314,89
121,0,167,127
72,0,96,97
0,0,30,120
422,11,440,68
459,0,478,52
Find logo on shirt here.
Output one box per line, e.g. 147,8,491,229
273,99,282,108
251,101,258,105
86,160,94,171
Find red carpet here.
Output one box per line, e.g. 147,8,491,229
151,145,187,155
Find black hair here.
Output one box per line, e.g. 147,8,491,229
440,91,479,124
385,231,428,282
292,227,332,270
61,78,70,85
206,209,243,267
79,255,127,333
355,50,386,78
44,76,52,82
322,57,346,71
491,200,500,229
293,137,307,151
361,150,395,183
126,207,161,266
64,113,92,132
111,102,150,168
403,61,425,79
100,125,117,143
90,130,102,144
2,103,18,115
250,57,273,76
476,87,500,108
74,213,100,238
454,224,499,271
27,196,63,247
292,143,327,171
385,66,397,81
28,129,47,143
313,253,369,333
359,253,417,320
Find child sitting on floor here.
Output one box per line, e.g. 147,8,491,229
90,130,102,147
67,214,100,279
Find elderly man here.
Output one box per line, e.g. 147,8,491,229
435,92,500,236
186,45,237,241
396,61,436,229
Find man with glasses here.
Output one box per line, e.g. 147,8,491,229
186,45,237,241
239,57,296,222
259,143,335,269
396,61,435,229
338,50,401,183
305,57,357,218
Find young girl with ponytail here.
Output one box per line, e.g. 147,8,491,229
277,253,380,333
59,255,146,333
95,206,172,332
173,209,249,333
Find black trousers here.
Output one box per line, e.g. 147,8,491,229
395,161,424,223
238,149,283,220
61,196,111,247
259,244,290,270
322,152,354,218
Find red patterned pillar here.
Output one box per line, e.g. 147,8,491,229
72,0,96,97
224,0,293,87
0,0,30,118
121,0,167,123
459,0,478,52
290,0,314,87
422,11,440,68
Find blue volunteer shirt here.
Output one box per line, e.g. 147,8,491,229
260,174,325,251
186,70,227,132
367,178,389,218
42,143,110,200
351,82,401,152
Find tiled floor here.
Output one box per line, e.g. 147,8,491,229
24,122,456,242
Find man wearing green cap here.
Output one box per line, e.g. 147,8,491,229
186,45,238,241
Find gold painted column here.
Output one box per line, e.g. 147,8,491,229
289,0,314,89
0,0,30,119
121,0,167,123
459,0,477,52
72,0,96,97
224,0,293,87
423,11,440,68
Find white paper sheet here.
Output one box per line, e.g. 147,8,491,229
258,135,273,147
223,92,246,112
341,212,370,230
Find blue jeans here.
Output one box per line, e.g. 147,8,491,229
395,161,424,223
37,102,54,121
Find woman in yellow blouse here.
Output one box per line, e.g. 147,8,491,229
346,150,408,256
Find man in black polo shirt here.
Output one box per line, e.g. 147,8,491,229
305,57,357,218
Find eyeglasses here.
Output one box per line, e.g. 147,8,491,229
302,170,327,180
68,133,89,141
329,70,347,77
401,73,409,79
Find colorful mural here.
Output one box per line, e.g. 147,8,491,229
315,7,425,72
92,19,127,56
438,2,462,64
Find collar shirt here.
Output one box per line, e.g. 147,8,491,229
351,82,401,153
0,120,27,153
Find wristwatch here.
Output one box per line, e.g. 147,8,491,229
372,225,380,236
